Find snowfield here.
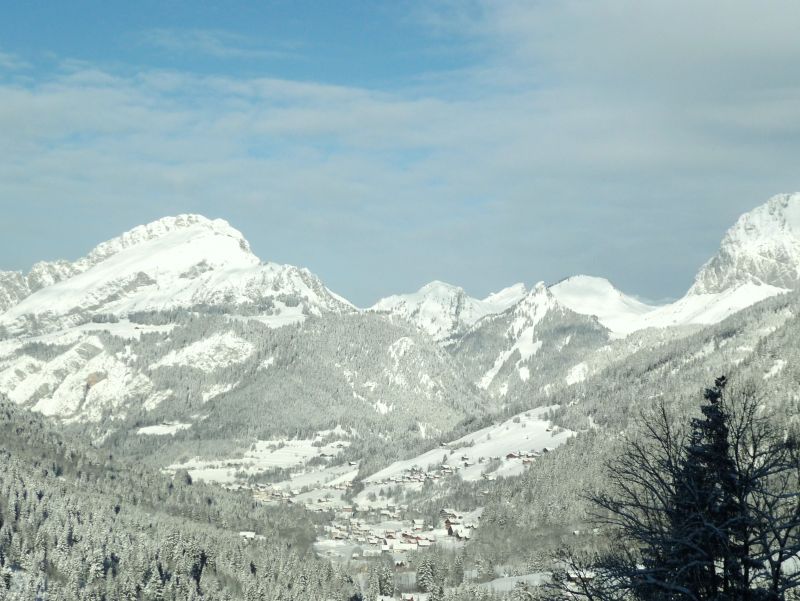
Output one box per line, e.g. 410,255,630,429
354,406,574,509
167,434,351,484
551,275,787,338
137,422,192,436
153,332,254,372
0,214,351,334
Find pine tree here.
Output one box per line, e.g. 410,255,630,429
556,377,800,600
417,556,436,593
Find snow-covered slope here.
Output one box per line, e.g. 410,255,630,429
454,283,609,399
692,193,800,294
0,333,161,422
550,275,656,336
370,281,527,342
547,194,800,336
638,282,786,330
549,277,785,338
0,215,352,333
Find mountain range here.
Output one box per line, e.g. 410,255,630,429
0,192,799,471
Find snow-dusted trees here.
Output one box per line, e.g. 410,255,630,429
0,395,358,601
555,377,800,600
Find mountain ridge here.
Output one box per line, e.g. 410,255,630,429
0,214,352,334
691,192,800,294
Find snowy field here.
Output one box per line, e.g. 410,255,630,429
137,422,192,436
167,434,351,484
355,405,573,509
365,406,570,483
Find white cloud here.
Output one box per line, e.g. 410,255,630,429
0,51,29,71
138,28,295,60
2,2,800,304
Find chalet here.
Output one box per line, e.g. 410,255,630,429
238,531,256,540
444,517,462,529
394,542,416,551
506,451,520,460
448,525,471,540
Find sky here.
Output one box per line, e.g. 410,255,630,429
2,0,800,307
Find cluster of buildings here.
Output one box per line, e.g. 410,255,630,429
439,508,478,541
504,448,550,464
316,507,481,563
249,480,355,508
324,515,436,557
369,447,553,491
368,456,477,488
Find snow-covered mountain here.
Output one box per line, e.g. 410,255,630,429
370,280,527,342
2,194,799,454
550,275,655,336
453,282,609,399
692,193,800,294
0,312,483,436
0,260,79,313
549,274,784,337
543,195,799,337
0,215,352,334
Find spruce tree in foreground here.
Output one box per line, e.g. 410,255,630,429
553,377,800,600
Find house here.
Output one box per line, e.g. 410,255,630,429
238,531,256,540
444,517,462,529
448,525,471,540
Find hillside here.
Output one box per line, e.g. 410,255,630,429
0,394,356,600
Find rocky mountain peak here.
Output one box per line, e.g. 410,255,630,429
691,193,800,294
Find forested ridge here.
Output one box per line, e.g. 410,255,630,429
0,397,357,600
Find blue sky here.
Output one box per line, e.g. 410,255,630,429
2,1,800,306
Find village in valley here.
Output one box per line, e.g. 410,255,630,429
164,404,573,597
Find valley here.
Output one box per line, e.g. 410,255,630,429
1,193,800,599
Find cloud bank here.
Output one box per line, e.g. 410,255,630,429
1,1,799,305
